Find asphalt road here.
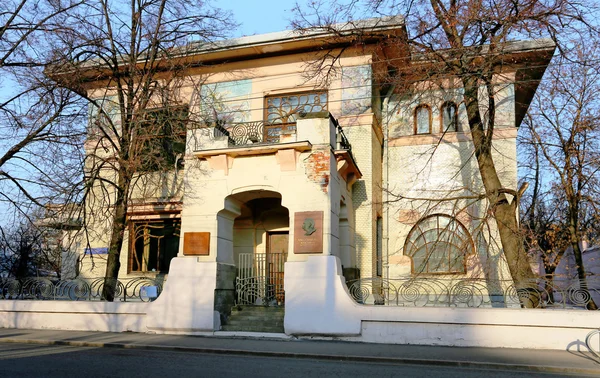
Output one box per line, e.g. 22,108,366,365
0,342,590,378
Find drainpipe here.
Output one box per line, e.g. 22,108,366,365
382,84,396,280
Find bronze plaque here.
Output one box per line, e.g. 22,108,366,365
183,232,210,255
294,211,324,254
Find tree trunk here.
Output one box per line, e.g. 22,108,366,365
462,78,538,307
544,268,556,306
101,167,130,301
15,242,31,279
568,211,598,310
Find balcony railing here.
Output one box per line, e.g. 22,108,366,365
214,120,296,146
331,115,352,151
212,116,352,153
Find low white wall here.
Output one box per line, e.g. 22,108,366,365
351,306,598,350
0,300,147,333
285,255,600,350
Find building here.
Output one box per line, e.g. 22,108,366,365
67,16,555,332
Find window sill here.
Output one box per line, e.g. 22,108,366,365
389,128,517,147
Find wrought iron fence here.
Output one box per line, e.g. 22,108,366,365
235,276,284,306
346,276,600,309
0,276,165,302
236,252,285,306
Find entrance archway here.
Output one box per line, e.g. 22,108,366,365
227,190,289,307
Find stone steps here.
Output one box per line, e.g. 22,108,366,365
221,305,285,333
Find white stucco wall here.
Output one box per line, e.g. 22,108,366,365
0,301,147,332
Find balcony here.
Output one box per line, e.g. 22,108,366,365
190,112,361,184
193,112,352,152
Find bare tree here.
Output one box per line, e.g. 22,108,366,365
48,0,234,300
522,38,600,309
0,217,65,279
293,0,595,304
0,1,87,254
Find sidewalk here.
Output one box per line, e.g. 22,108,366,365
1,328,599,375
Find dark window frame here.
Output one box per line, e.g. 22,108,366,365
128,218,181,274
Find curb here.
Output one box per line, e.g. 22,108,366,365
1,338,600,376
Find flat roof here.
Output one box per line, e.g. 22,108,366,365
185,15,406,56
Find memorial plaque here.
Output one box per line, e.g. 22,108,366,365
294,211,323,254
183,232,210,255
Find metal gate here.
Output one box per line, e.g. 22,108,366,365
236,252,286,306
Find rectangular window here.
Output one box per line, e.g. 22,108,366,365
88,96,120,139
264,91,327,143
137,106,188,171
129,218,180,273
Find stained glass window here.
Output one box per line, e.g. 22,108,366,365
129,219,180,273
404,214,472,274
264,91,327,143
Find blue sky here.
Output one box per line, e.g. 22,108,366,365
221,0,298,37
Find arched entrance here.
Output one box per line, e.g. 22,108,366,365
227,190,289,307
220,189,288,333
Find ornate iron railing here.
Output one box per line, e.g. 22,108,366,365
235,276,284,306
213,121,273,146
236,252,285,306
346,277,600,309
0,276,165,302
332,116,352,151
230,121,266,145
211,114,353,150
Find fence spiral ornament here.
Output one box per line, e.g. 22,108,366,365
32,278,54,299
349,282,372,303
125,277,164,301
450,281,481,307
567,286,592,307
399,281,426,304
5,279,22,299
55,279,91,300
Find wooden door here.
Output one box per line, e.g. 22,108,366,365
267,232,288,304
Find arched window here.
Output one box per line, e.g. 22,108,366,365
404,214,473,274
441,101,458,132
414,104,432,134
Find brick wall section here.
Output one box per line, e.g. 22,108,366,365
304,147,331,193
345,124,377,278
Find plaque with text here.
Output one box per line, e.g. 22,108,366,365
183,232,210,255
294,211,323,254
